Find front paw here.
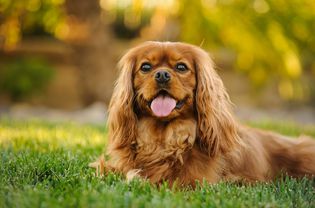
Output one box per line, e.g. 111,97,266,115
89,154,106,177
126,169,143,182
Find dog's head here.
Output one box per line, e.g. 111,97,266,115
108,41,239,156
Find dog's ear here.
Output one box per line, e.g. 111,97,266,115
107,50,137,150
193,46,240,157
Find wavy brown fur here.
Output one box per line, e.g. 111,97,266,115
90,41,315,186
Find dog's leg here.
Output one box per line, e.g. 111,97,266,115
126,169,143,182
285,135,315,177
263,133,315,178
89,154,106,177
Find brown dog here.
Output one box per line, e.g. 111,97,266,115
90,41,315,186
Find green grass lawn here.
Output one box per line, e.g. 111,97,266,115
0,119,314,208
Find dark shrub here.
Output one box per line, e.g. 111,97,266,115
0,57,54,100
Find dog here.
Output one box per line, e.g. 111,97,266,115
90,41,315,186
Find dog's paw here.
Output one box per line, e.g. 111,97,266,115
89,155,106,177
126,169,142,182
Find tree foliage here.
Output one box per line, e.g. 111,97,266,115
1,0,315,101
0,0,65,50
178,0,315,100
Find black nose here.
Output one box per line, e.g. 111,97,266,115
155,70,171,84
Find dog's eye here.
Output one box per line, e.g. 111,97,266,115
175,63,188,72
140,63,152,72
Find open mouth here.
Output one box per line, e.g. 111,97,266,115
148,90,186,117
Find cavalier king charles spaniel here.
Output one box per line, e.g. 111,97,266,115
90,41,315,186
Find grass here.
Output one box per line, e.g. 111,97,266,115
0,119,314,208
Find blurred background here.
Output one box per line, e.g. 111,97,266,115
0,0,315,124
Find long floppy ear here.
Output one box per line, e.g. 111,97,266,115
107,50,137,151
193,47,240,157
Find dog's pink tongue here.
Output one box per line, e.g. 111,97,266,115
151,96,176,117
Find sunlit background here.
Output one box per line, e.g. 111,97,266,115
0,0,315,124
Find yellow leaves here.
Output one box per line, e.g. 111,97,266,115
54,21,70,40
201,0,218,9
253,0,270,14
0,0,66,50
267,22,288,52
249,66,267,87
0,17,21,51
54,16,89,42
278,79,308,101
26,0,41,12
124,8,142,30
292,20,309,40
284,51,301,79
268,22,302,79
0,0,10,12
236,52,254,71
50,0,64,5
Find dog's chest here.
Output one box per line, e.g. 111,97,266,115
135,119,170,157
134,118,196,166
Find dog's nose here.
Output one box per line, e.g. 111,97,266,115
155,70,171,84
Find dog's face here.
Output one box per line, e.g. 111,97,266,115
132,42,197,120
